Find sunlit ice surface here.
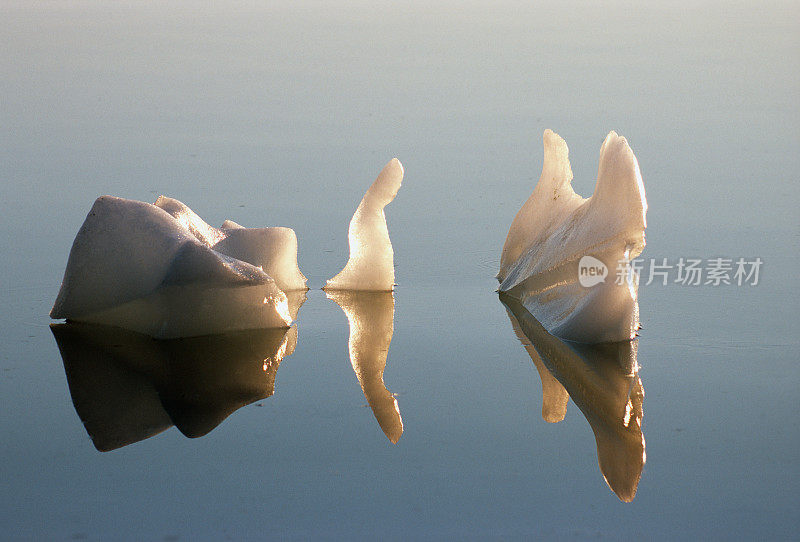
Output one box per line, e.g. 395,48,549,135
500,292,645,502
498,130,647,343
50,195,306,338
321,158,404,442
156,195,307,292
325,159,403,291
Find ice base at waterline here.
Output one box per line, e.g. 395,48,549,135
50,196,306,338
498,130,647,343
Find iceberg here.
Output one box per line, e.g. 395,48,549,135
154,196,307,292
321,159,405,442
325,159,403,291
500,293,646,502
51,322,298,450
326,290,403,443
498,130,647,343
51,195,307,338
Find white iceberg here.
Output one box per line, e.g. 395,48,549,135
324,159,403,291
51,195,306,338
498,130,647,343
154,196,307,292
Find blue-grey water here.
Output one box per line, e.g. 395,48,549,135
1,1,798,539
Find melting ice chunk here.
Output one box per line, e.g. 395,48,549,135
51,195,305,338
498,130,647,343
155,196,307,292
324,159,403,291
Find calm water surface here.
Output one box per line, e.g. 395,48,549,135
1,2,798,539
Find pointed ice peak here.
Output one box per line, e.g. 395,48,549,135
221,219,244,230
154,195,226,246
499,130,583,280
593,131,647,230
363,158,403,210
498,130,647,343
324,158,404,291
541,128,574,193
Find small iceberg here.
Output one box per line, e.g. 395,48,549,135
325,159,403,291
326,290,403,443
498,130,647,343
155,196,307,292
322,159,405,442
52,322,299,450
500,293,646,502
50,196,306,338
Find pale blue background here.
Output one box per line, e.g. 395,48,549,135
1,1,798,539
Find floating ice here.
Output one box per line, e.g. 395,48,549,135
321,160,404,441
325,159,403,291
500,293,645,502
498,130,647,343
326,290,403,443
155,196,307,292
51,195,306,338
52,322,297,450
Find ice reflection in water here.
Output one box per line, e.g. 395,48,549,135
326,290,403,443
51,322,299,451
52,288,405,450
500,292,646,502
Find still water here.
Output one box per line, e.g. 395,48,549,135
1,1,798,539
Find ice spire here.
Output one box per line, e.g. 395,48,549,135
498,130,647,343
324,159,403,291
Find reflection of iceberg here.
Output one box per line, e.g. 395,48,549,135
498,130,647,343
325,159,403,291
51,196,307,338
323,160,404,441
510,316,570,424
51,320,299,451
500,292,646,502
326,290,403,443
